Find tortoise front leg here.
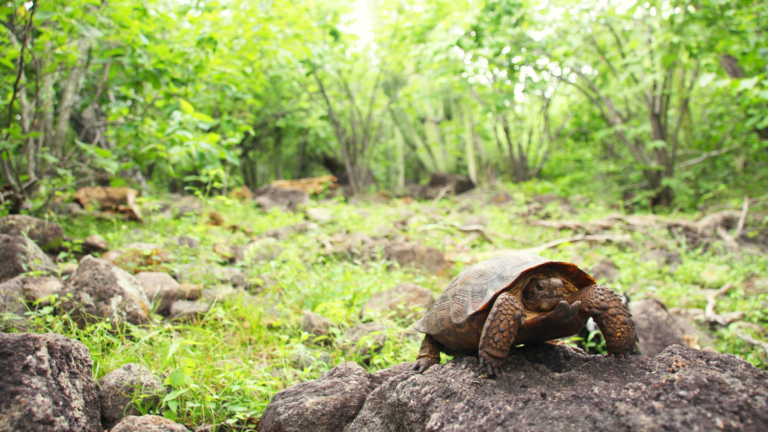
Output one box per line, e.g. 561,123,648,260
478,292,525,376
413,335,442,373
569,284,638,358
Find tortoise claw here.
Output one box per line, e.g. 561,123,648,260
493,366,503,376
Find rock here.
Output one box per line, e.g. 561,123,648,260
745,277,768,295
174,235,200,249
262,222,318,240
0,214,64,251
60,255,151,326
111,415,189,432
260,362,378,432
360,283,435,320
174,195,204,218
243,238,285,263
345,322,388,358
629,299,689,357
229,185,254,201
134,272,191,316
82,234,109,253
292,348,332,369
303,311,332,343
0,234,56,283
74,186,143,220
0,276,63,328
213,242,235,262
591,257,620,282
168,300,211,321
105,242,171,270
424,172,475,200
640,249,682,271
306,207,333,223
98,363,165,429
174,264,244,287
343,344,768,431
254,185,310,211
382,241,445,273
0,333,101,432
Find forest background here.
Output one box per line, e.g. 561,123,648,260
1,0,767,211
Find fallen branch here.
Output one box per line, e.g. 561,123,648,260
452,223,532,245
716,226,740,253
478,234,632,260
733,327,768,354
704,283,743,326
734,195,749,239
431,186,452,206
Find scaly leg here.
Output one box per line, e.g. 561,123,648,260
413,335,442,373
478,292,526,376
569,284,638,358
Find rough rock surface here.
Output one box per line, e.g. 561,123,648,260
111,415,189,432
61,255,151,326
640,249,683,271
343,344,768,431
360,283,435,320
254,185,310,211
260,362,377,432
135,271,189,316
382,241,445,273
630,298,690,357
0,214,64,250
0,333,101,432
98,363,166,429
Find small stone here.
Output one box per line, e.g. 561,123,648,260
306,207,333,223
175,235,200,249
303,311,332,343
345,322,388,359
82,234,109,253
134,272,185,316
98,363,165,429
213,242,235,262
640,249,682,271
292,348,332,369
168,300,211,321
111,415,189,432
360,283,435,320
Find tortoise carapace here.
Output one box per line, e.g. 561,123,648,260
412,252,638,376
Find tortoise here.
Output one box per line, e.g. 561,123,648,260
412,252,638,376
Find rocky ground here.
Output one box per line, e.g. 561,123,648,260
1,179,767,431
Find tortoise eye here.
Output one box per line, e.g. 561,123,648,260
535,281,544,291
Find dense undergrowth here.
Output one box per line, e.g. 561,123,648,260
10,184,768,430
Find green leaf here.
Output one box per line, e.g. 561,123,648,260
179,99,195,114
737,76,760,91
162,388,189,403
698,73,716,87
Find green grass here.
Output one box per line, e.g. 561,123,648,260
11,186,768,430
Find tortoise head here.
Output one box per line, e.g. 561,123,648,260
521,277,565,312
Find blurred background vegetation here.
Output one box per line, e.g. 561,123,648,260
1,0,766,209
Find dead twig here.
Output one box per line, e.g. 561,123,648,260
734,195,749,239
452,223,532,245
716,226,740,253
732,325,768,354
431,186,452,206
704,283,743,326
478,234,631,260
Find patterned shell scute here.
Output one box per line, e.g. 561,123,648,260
414,253,551,335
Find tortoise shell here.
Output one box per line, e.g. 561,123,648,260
413,252,596,353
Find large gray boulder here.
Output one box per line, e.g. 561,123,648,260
0,214,64,251
262,344,768,432
111,415,189,432
629,298,690,357
0,333,102,432
0,234,56,283
98,363,166,430
60,255,151,327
